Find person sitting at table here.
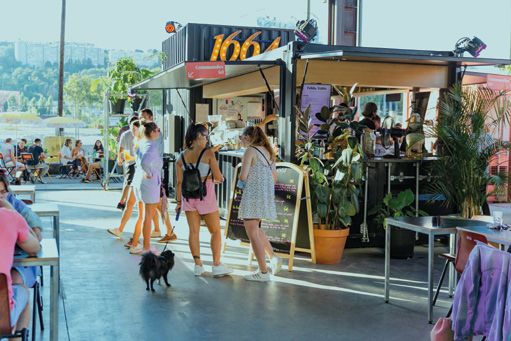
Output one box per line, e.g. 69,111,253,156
70,140,85,178
27,139,49,184
93,140,104,162
2,138,26,173
0,199,40,334
0,171,44,301
16,139,28,157
80,157,102,183
60,139,77,176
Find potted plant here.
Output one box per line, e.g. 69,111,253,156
91,57,154,114
296,102,364,264
100,118,128,173
369,189,428,259
425,84,511,218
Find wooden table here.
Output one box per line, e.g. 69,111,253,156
384,216,486,323
10,184,36,202
14,239,59,341
30,203,60,250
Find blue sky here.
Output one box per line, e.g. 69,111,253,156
0,0,509,59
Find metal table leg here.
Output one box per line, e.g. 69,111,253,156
428,233,435,323
385,223,391,303
448,233,456,296
50,262,59,341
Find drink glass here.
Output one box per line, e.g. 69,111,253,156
493,211,503,225
124,150,131,162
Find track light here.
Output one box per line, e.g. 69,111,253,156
295,19,318,43
453,36,487,57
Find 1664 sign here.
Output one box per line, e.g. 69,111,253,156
210,31,281,62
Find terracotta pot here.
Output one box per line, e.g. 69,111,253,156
313,228,350,264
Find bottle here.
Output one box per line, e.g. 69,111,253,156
319,140,325,159
92,150,97,158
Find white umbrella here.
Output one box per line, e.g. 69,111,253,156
0,111,43,143
43,116,86,149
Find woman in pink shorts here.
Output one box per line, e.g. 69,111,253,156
176,123,233,278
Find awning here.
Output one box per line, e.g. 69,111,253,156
130,60,278,91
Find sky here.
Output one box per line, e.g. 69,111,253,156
0,0,509,59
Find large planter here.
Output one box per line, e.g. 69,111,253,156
129,97,147,113
390,226,416,259
313,228,350,264
109,98,126,114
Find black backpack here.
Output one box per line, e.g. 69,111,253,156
181,148,211,201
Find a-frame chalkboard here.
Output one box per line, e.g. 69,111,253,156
223,162,316,271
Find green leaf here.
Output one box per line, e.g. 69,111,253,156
319,124,330,131
317,203,328,218
351,192,359,213
316,185,329,204
348,202,357,216
347,136,358,149
309,158,320,173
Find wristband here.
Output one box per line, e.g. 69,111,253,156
237,180,246,189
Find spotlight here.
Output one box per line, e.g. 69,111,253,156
165,21,182,34
453,36,487,57
295,19,318,43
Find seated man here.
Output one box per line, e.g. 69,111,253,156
0,199,40,333
2,138,26,173
26,139,49,184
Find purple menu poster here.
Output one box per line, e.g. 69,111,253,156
300,84,332,138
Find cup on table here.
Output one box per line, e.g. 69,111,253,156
493,211,503,225
124,150,131,162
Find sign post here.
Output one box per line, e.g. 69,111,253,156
223,162,315,271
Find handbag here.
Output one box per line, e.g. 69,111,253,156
430,317,454,341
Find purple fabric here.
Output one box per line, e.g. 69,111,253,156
452,243,511,341
7,193,27,213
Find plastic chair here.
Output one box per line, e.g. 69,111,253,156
0,273,29,340
20,153,41,183
433,229,488,306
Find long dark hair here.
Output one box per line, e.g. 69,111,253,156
184,123,208,149
241,126,275,162
93,140,103,151
361,102,378,118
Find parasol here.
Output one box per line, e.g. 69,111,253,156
0,111,43,143
43,116,87,149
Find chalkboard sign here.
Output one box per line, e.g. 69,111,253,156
224,162,315,270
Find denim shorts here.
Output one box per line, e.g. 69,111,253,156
10,284,29,327
13,266,38,288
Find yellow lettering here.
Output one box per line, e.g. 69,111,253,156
240,32,261,60
264,37,281,53
220,31,241,61
210,34,224,61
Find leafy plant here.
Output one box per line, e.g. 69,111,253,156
296,103,363,230
424,84,511,218
100,117,128,160
368,189,428,228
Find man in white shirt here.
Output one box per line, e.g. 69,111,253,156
116,115,138,210
1,138,25,173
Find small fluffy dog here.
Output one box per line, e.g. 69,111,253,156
139,250,175,292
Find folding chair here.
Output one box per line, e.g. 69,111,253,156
20,154,42,184
0,152,16,178
0,273,29,341
433,229,488,306
57,153,73,179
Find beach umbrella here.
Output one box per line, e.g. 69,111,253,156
0,111,43,143
43,116,87,149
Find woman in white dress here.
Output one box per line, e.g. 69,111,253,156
131,119,162,255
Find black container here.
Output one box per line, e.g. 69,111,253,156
130,97,146,113
109,99,126,114
390,227,416,259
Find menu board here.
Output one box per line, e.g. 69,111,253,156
225,163,310,254
300,84,332,138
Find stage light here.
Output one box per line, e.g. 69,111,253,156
295,19,318,43
165,21,182,34
453,36,487,57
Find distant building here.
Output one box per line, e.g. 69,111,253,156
0,90,21,112
14,40,105,68
108,49,160,69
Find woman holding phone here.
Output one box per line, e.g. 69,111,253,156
238,125,282,281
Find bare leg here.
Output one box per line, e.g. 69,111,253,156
259,229,275,259
152,210,160,233
244,219,268,273
202,211,222,266
85,163,101,181
119,183,130,204
157,201,173,236
118,189,136,233
12,284,30,333
142,203,158,250
185,211,202,266
132,202,144,247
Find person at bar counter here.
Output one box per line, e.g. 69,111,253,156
27,138,49,183
358,102,378,130
175,123,233,277
237,125,282,282
0,199,40,334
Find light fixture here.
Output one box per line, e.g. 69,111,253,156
295,19,318,43
165,21,182,34
453,36,487,57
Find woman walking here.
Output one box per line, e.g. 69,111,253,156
176,123,233,277
238,126,282,281
130,119,162,255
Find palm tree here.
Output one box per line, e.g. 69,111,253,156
426,84,511,218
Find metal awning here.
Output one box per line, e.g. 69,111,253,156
297,44,511,67
130,60,278,91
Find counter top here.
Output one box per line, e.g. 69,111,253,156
218,150,245,158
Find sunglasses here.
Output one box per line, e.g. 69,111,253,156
0,169,7,175
202,134,210,139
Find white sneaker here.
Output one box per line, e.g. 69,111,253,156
244,269,271,282
194,265,205,276
212,263,234,277
129,244,143,254
107,228,122,238
271,255,283,275
150,231,161,238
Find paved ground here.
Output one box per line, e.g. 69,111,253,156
25,183,507,341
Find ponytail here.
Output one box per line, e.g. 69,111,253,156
139,119,158,139
184,123,208,149
241,126,275,162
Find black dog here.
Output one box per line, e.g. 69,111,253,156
139,250,175,292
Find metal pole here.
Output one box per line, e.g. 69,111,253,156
307,0,310,20
357,0,362,47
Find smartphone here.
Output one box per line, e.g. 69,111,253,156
176,207,181,221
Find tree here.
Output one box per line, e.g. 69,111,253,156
47,96,54,115
7,95,18,111
18,94,28,111
38,96,48,116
